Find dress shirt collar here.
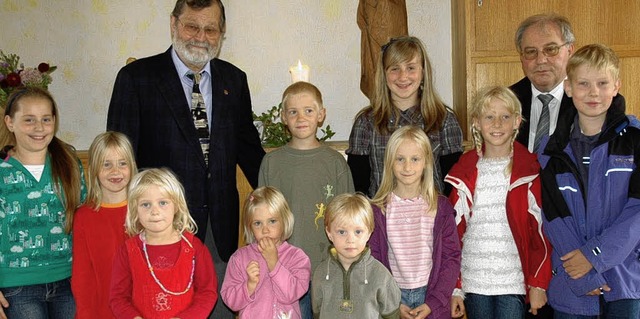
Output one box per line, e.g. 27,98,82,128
171,47,210,79
531,80,565,102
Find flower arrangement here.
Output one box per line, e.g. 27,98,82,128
0,50,57,108
253,103,335,148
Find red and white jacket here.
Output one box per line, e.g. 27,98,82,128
444,142,551,297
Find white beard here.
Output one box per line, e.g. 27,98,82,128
172,29,220,67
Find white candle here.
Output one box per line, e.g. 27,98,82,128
289,60,310,83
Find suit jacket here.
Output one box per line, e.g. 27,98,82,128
107,48,265,261
510,77,575,148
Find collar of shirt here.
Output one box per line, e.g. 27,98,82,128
528,80,566,151
171,48,213,128
389,104,423,128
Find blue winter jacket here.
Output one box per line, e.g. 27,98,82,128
538,95,640,316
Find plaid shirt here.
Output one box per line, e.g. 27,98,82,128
346,105,463,196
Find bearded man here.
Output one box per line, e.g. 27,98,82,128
107,1,264,317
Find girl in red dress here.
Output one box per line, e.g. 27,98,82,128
109,168,217,319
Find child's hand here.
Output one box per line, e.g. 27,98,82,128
399,304,413,319
257,237,279,272
451,296,465,318
408,303,431,319
0,291,9,319
246,260,260,295
528,287,547,315
561,249,593,279
586,284,611,296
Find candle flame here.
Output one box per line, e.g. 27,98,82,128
297,59,303,70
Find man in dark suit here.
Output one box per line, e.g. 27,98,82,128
510,13,576,154
107,1,264,317
510,12,577,319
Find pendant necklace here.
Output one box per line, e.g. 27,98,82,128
141,232,196,296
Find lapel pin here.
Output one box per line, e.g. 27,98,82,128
223,89,229,95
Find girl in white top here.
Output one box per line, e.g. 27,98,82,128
445,86,551,319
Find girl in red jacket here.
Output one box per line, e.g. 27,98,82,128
445,86,551,319
72,132,137,318
109,168,217,319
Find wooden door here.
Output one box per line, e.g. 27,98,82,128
452,0,640,138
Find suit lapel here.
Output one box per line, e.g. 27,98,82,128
208,60,225,147
157,49,207,168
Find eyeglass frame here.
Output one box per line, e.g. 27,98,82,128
175,17,222,39
520,42,572,60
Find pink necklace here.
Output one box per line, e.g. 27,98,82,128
141,232,195,296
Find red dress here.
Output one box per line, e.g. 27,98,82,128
110,232,217,319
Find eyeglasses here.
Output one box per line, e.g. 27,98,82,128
176,18,221,38
521,42,570,60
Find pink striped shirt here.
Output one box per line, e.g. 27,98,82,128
386,193,435,289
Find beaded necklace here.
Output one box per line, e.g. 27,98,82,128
141,232,196,296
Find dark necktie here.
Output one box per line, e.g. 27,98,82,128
533,94,553,153
187,72,210,165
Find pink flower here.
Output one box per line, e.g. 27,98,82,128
20,68,44,85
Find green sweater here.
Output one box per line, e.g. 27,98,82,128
259,144,354,269
0,155,85,288
312,247,401,319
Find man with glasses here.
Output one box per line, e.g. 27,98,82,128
510,13,576,154
107,1,264,318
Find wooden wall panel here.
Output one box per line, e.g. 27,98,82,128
452,0,640,139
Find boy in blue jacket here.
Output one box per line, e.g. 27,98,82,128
538,43,640,318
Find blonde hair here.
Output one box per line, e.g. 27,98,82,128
324,193,374,233
567,44,620,81
281,81,324,112
125,168,197,236
470,86,523,161
86,131,137,210
363,36,450,136
371,125,438,215
242,186,295,244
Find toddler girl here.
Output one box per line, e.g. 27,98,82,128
109,168,217,319
72,131,137,318
221,186,311,319
369,125,461,319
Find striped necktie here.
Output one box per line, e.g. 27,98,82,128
533,94,553,153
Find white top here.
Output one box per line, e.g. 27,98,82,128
386,193,434,289
528,82,565,152
23,164,45,182
461,157,525,295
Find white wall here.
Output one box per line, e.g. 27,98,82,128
0,0,451,149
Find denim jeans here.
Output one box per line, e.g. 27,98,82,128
465,293,525,319
401,286,428,309
0,278,75,319
553,298,640,319
299,281,313,319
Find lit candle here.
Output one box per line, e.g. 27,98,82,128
289,60,310,83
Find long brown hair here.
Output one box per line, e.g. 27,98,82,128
2,87,84,233
365,36,449,135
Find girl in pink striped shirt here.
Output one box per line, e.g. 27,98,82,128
369,125,461,319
